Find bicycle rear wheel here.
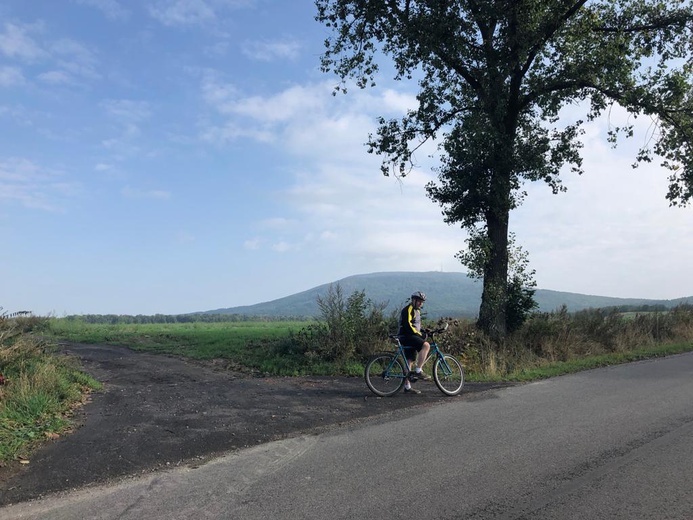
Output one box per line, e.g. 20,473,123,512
433,354,464,396
364,353,406,397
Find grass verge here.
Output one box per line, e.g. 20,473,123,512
0,317,101,465
493,341,693,382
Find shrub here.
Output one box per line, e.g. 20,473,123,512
275,284,394,363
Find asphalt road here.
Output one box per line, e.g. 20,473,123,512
2,352,692,519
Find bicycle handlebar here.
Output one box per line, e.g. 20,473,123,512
424,322,449,335
390,322,449,341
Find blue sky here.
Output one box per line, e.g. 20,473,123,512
2,0,692,316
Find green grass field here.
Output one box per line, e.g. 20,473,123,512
46,319,321,375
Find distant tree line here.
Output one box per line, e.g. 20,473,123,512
59,314,315,324
599,304,671,314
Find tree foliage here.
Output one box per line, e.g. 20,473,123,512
286,284,393,362
316,0,693,341
458,229,538,332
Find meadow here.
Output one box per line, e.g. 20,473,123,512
46,318,324,375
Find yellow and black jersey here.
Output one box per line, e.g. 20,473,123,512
398,303,422,337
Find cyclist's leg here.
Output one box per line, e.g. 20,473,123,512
416,341,430,369
400,347,421,389
401,335,427,370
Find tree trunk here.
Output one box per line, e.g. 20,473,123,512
477,206,510,343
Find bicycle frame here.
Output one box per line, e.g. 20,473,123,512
386,333,451,378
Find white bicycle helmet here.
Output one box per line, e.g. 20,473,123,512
411,291,426,302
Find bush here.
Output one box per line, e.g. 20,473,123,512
275,284,394,363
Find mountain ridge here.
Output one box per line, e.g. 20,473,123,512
202,272,693,319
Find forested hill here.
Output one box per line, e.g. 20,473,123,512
202,271,693,319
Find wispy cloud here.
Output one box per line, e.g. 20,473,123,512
200,75,331,135
147,0,258,30
200,72,331,144
0,65,25,86
121,185,171,199
149,0,216,26
0,157,78,212
102,99,151,122
243,237,262,250
0,22,47,62
51,38,101,82
100,99,152,152
37,70,72,85
0,22,101,87
72,0,130,20
241,38,302,62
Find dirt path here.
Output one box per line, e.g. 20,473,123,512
0,342,511,506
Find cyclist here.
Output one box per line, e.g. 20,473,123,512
398,291,431,394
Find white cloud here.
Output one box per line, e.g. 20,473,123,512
52,38,101,81
271,241,294,253
243,237,262,250
0,65,24,86
102,99,151,123
72,0,130,20
37,70,72,85
0,157,77,212
258,217,296,229
148,0,257,27
0,22,46,62
205,78,326,122
148,0,216,26
99,100,152,153
241,38,302,62
121,185,171,199
381,89,418,113
0,23,101,88
200,122,274,144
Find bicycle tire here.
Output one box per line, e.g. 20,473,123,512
433,354,464,396
364,353,406,397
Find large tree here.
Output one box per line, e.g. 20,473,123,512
316,0,693,342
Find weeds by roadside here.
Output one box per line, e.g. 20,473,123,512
443,305,693,380
0,312,101,464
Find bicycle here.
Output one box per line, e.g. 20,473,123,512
364,323,464,397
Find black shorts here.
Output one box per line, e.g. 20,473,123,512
400,335,425,360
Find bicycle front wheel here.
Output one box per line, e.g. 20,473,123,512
364,353,406,397
433,354,464,396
